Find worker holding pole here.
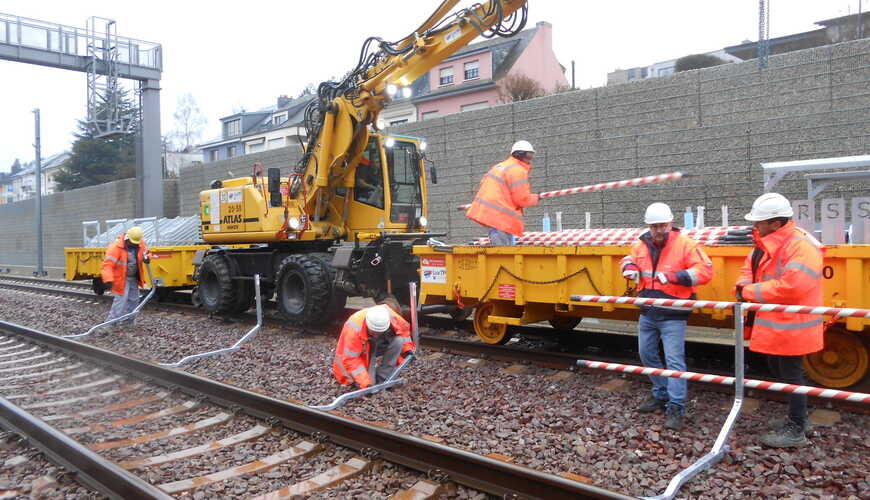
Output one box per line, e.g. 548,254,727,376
465,140,539,246
332,304,415,389
101,226,150,327
621,203,714,431
735,192,824,448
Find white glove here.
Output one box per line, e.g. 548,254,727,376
622,270,639,282
655,272,668,284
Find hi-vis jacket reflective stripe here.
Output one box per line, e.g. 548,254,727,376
332,306,415,388
466,156,538,236
737,221,825,356
100,234,149,296
621,230,713,309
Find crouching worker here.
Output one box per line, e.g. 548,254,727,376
332,304,416,389
101,226,150,326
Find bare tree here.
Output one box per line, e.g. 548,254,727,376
498,73,545,104
170,93,207,152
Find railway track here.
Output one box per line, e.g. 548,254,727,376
1,276,868,413
0,320,630,499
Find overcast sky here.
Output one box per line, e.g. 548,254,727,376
0,0,861,172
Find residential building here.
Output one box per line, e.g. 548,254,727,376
199,94,313,163
0,151,70,204
725,12,870,60
163,151,202,177
608,49,741,85
400,21,568,121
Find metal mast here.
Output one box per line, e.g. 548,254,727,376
86,16,131,137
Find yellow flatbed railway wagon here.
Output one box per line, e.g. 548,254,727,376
413,242,870,388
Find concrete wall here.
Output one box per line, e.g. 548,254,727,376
394,39,870,242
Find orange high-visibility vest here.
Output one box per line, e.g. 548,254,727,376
332,306,415,388
466,156,538,236
621,229,714,304
736,221,824,356
100,234,149,296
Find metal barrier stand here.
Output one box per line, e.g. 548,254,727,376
160,274,264,367
66,262,158,339
311,282,420,411
643,303,746,500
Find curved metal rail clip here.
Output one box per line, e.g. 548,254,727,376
310,353,415,411
65,262,159,339
160,274,264,367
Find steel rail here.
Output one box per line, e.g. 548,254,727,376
0,395,172,500
0,320,632,500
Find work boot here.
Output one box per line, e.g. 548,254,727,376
664,404,684,431
637,396,668,413
760,421,808,448
768,417,812,437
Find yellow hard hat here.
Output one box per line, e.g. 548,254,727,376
126,226,144,244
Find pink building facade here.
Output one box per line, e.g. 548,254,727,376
413,22,568,120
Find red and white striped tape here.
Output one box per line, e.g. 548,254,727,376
577,359,870,404
471,225,750,246
457,171,684,211
569,295,870,319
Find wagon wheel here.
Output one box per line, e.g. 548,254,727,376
473,302,509,345
803,328,869,388
548,316,581,330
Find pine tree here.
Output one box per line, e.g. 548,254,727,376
54,87,139,191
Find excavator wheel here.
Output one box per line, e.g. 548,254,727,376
549,316,582,330
473,302,509,345
231,280,255,314
275,254,332,326
803,328,869,388
311,253,347,318
196,253,239,315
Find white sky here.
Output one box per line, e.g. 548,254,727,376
0,0,861,172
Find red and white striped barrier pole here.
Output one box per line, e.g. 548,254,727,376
568,294,870,319
576,359,870,404
457,171,684,211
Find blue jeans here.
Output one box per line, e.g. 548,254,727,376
638,313,687,408
488,228,515,246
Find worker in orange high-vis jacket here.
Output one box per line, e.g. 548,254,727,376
101,226,150,326
621,202,713,432
735,192,824,449
332,304,416,389
466,140,539,245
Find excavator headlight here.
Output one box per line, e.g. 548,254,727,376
288,217,302,230
401,87,413,98
386,84,398,97
385,137,396,148
418,216,428,228
376,118,386,130
419,141,427,151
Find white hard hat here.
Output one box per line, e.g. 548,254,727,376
365,305,391,333
745,192,793,221
644,202,674,224
510,140,535,154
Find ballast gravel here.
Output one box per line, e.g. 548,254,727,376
0,287,868,499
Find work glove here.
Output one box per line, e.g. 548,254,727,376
143,256,151,264
655,271,678,284
622,263,640,282
735,285,746,302
103,281,113,292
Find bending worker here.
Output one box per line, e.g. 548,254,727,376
101,226,150,325
736,192,823,449
333,304,415,389
621,202,713,431
466,140,539,246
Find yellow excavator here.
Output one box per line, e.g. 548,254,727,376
195,0,529,325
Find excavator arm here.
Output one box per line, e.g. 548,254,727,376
290,0,528,239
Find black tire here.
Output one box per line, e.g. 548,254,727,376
276,254,333,326
196,253,238,314
92,277,105,296
311,253,346,318
190,287,202,308
231,280,255,314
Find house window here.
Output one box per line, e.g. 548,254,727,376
210,150,219,162
439,67,454,86
657,67,674,77
464,60,479,80
268,138,284,149
273,113,287,126
640,67,648,78
389,119,408,126
227,146,237,158
249,143,265,154
421,111,440,121
627,68,636,80
224,119,241,137
460,101,489,112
